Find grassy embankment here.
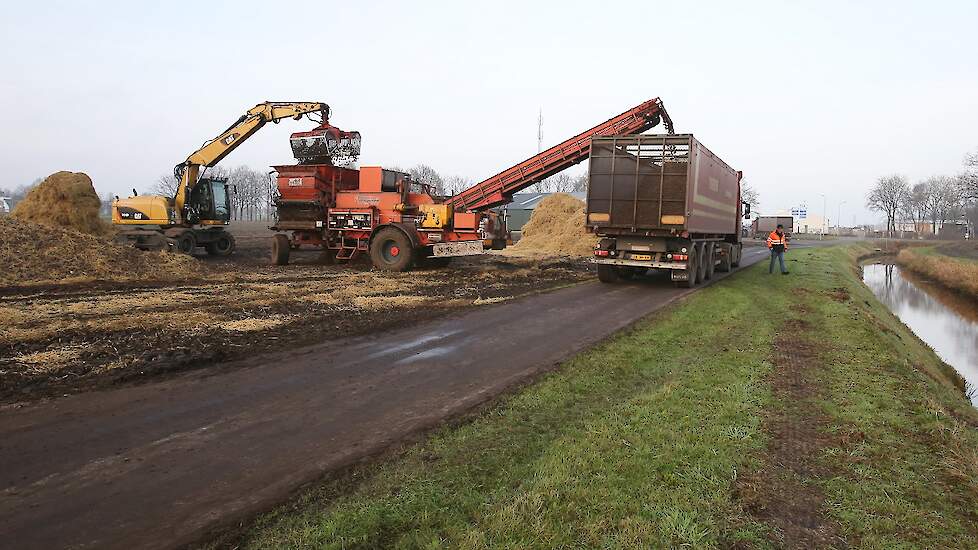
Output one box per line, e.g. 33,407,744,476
895,244,978,300
220,246,978,549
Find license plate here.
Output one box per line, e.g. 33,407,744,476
630,254,652,261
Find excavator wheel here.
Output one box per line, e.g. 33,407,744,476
369,228,415,271
271,234,291,265
205,232,236,256
173,231,196,255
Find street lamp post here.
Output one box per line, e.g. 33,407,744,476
819,193,826,240
838,200,846,236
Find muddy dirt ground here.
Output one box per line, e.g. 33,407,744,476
0,222,592,403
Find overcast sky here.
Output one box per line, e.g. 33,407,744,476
2,0,976,225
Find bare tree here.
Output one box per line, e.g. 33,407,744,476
150,175,179,197
443,175,472,196
902,182,931,233
866,174,909,234
923,176,961,233
741,181,760,210
405,164,444,195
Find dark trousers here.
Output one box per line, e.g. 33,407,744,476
769,249,786,273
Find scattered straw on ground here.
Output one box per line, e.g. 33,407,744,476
0,218,200,286
12,171,108,235
509,193,597,257
221,316,292,332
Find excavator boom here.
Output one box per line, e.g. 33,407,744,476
447,98,673,211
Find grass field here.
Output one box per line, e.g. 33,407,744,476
218,246,978,549
895,244,978,300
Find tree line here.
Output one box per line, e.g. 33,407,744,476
867,149,978,236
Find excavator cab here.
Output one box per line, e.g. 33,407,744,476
186,178,232,225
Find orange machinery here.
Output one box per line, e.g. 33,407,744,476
270,97,673,271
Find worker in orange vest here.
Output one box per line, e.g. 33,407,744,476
767,224,789,274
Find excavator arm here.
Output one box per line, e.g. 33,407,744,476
447,98,673,212
173,101,336,220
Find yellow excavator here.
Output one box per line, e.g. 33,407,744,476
112,101,340,255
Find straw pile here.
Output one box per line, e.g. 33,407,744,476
511,193,597,257
11,171,108,235
0,218,199,286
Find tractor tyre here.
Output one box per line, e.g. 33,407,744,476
370,228,415,272
205,232,236,256
174,231,196,255
597,264,620,283
272,234,291,265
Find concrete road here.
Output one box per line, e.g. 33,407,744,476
0,245,785,549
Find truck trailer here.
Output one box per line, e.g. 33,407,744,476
586,134,749,287
751,216,793,239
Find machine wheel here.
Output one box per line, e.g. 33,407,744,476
173,231,196,255
680,251,698,288
370,228,415,271
271,234,291,265
731,244,742,267
704,242,716,280
718,243,732,272
205,232,236,256
597,264,620,283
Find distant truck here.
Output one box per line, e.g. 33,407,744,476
586,134,749,287
751,216,793,239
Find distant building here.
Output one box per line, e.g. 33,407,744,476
773,209,828,234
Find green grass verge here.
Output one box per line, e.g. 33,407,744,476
224,246,978,549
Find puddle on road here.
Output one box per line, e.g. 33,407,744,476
863,263,978,405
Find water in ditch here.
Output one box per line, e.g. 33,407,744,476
862,262,978,405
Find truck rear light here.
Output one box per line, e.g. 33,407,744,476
673,254,688,261
594,249,609,257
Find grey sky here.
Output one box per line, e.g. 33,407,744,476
2,0,976,225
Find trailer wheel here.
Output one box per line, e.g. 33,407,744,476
680,252,697,288
272,234,291,265
704,242,716,280
731,244,742,267
173,231,196,255
205,232,236,256
597,264,619,283
618,267,638,280
370,228,415,271
695,243,707,284
718,243,732,272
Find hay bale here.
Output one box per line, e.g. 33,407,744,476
12,171,107,235
0,218,200,286
511,193,598,257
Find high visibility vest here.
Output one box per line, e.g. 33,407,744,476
767,231,788,249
